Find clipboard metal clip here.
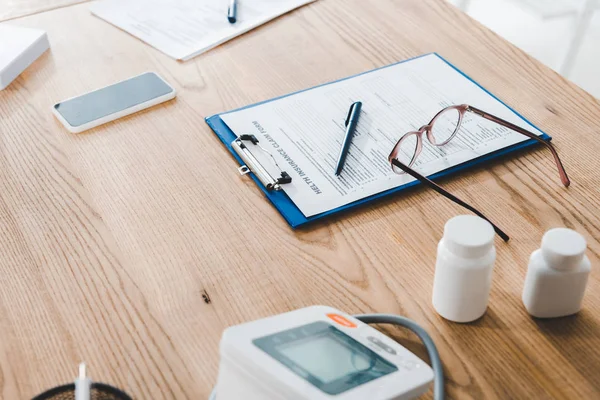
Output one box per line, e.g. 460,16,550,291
238,165,252,176
232,134,292,191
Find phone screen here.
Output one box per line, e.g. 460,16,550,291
54,72,173,128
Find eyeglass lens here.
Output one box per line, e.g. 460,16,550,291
431,108,460,145
392,133,419,173
392,107,462,174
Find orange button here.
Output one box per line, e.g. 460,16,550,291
327,313,357,328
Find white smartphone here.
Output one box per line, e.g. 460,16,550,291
52,72,176,133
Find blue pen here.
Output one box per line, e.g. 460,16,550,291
335,101,362,176
228,0,238,23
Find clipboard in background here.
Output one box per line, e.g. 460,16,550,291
205,53,551,228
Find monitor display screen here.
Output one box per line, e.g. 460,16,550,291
254,321,397,395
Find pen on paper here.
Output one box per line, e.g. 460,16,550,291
228,0,238,23
335,101,362,176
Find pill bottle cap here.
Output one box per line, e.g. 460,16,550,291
443,215,495,259
541,228,586,271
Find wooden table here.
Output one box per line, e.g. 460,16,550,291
0,0,87,21
1,1,599,399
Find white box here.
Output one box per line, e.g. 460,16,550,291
0,25,50,90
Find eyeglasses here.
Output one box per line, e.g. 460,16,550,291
388,104,570,242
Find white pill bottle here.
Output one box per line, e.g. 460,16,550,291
432,215,496,323
522,228,591,318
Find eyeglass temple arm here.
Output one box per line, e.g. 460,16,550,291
392,159,510,242
467,106,570,187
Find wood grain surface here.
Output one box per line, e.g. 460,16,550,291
0,0,87,22
1,0,599,399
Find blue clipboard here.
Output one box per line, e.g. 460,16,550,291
205,53,551,229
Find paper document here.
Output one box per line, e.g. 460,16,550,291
220,54,544,217
90,0,316,61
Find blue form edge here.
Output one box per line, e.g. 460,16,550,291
205,53,551,229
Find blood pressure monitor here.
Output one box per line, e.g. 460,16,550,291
214,306,434,399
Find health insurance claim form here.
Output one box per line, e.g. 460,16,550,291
220,54,545,217
90,0,316,61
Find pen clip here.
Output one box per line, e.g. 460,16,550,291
345,102,358,127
